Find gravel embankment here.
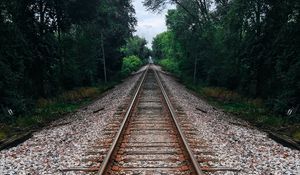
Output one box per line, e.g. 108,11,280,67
0,70,144,175
158,69,300,175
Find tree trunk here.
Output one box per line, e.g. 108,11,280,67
101,32,107,83
255,0,261,37
55,0,63,79
193,57,198,84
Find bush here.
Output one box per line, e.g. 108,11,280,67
158,58,180,75
121,55,143,76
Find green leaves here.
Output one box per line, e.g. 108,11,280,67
121,55,143,76
122,36,150,61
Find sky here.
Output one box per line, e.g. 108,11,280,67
132,0,174,48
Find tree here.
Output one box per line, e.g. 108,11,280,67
0,0,137,121
151,0,300,115
122,36,151,62
121,55,143,76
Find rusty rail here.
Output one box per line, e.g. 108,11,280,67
59,65,240,174
97,65,204,174
153,68,204,175
97,65,149,174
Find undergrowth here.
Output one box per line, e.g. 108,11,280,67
193,86,287,128
186,84,300,139
0,85,114,141
158,58,180,75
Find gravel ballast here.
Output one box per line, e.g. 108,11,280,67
0,70,144,175
157,68,300,175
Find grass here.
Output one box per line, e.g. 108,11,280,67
15,102,82,128
0,84,115,141
0,125,10,141
187,85,300,144
293,130,300,142
0,131,6,140
187,85,288,129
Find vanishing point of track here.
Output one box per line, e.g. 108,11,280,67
97,65,203,174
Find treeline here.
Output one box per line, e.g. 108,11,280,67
121,36,151,76
148,0,300,116
0,0,136,120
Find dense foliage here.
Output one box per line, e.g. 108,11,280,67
159,58,179,74
122,35,151,63
121,55,143,76
120,35,150,76
0,0,136,121
148,0,300,117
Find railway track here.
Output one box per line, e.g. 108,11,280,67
62,65,239,174
97,65,203,175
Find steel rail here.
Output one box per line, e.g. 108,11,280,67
97,65,203,175
153,68,204,175
97,65,149,175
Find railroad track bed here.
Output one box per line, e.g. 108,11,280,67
62,66,240,174
105,70,193,174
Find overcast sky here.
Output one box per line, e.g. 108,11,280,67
132,0,174,48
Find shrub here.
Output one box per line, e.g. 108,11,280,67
121,55,143,76
158,58,180,75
